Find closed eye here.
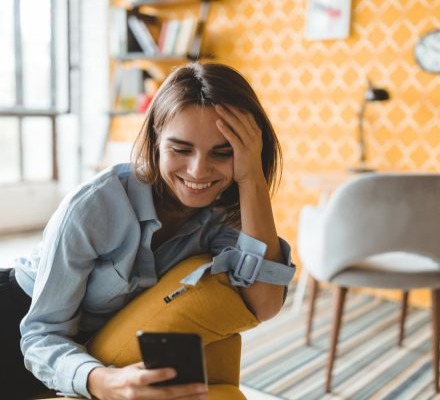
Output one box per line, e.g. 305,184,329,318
172,148,191,154
211,150,233,159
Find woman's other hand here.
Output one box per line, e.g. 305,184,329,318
88,362,208,400
215,104,265,186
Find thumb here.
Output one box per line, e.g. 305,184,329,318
132,361,146,369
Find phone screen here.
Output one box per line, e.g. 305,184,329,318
136,331,207,386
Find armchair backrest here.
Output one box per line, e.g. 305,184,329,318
319,173,440,281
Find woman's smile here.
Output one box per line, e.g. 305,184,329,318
181,178,214,190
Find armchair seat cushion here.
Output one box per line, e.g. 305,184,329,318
333,252,440,289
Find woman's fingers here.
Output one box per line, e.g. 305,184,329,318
229,105,260,138
134,365,207,399
150,382,208,399
216,118,242,147
215,104,259,144
139,367,177,385
88,364,207,400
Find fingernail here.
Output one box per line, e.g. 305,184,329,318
196,384,207,393
166,368,177,378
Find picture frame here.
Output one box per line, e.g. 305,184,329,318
305,0,352,41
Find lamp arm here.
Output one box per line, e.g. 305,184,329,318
358,99,367,164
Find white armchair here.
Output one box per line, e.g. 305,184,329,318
296,173,440,393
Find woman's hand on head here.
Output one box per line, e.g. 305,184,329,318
215,104,265,186
88,363,208,400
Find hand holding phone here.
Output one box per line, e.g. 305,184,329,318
136,331,207,386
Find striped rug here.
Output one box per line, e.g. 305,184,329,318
240,284,440,400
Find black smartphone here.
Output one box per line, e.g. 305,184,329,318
136,331,207,386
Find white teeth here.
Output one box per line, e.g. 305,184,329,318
183,180,212,189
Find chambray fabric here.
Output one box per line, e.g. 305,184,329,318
13,163,294,398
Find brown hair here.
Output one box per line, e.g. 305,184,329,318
131,62,282,227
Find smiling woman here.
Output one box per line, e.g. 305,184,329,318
2,62,295,400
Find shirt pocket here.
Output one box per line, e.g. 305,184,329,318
82,258,130,314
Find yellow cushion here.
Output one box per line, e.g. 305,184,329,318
40,255,258,399
88,254,259,371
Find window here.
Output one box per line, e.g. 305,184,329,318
0,0,70,184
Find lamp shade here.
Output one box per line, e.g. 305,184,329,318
365,87,390,101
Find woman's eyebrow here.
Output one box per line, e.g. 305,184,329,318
167,137,193,146
166,137,232,149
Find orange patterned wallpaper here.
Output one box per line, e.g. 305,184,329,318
206,0,440,305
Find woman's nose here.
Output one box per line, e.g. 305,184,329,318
188,155,211,178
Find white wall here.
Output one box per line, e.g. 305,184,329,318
78,0,109,180
0,182,60,233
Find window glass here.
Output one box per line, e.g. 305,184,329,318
0,118,21,183
0,0,16,107
22,117,53,180
21,0,52,108
0,0,69,185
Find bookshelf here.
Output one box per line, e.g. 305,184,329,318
102,0,216,169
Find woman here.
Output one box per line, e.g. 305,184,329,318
1,63,295,399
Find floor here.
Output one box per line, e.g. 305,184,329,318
0,231,276,399
241,385,281,399
0,230,43,268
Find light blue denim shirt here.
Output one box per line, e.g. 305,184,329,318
14,163,294,399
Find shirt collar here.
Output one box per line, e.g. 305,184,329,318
126,172,158,223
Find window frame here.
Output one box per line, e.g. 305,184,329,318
0,0,72,182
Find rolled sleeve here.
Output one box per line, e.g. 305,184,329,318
210,232,295,287
236,232,268,255
71,360,104,399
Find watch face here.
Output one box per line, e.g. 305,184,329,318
414,29,440,74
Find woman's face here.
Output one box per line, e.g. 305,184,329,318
157,105,234,209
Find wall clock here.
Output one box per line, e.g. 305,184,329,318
414,29,440,74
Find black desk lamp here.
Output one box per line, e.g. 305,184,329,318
351,79,390,173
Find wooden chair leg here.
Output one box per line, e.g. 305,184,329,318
431,289,440,393
305,277,319,345
398,290,409,346
326,286,348,393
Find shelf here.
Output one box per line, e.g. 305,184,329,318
129,0,215,8
115,52,213,62
107,109,145,116
0,107,68,117
115,52,188,62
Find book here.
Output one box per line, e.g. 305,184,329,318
110,65,125,109
174,18,196,56
110,8,128,56
119,67,144,111
188,1,210,59
158,20,169,53
127,15,159,55
162,19,181,55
